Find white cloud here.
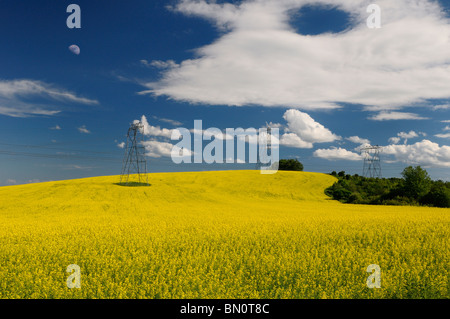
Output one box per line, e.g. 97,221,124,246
435,133,450,139
388,137,401,144
137,115,178,138
383,140,450,167
135,110,335,155
283,109,340,144
433,104,450,110
141,59,179,69
134,115,191,158
140,0,450,112
152,115,183,126
398,131,419,140
279,133,313,149
444,126,450,131
369,112,429,121
442,120,450,123
388,130,420,145
314,139,450,167
267,122,284,129
346,136,370,145
142,140,192,158
0,79,98,118
78,125,90,134
117,142,125,149
141,140,174,158
314,147,363,161
50,125,62,130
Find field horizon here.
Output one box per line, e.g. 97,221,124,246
0,170,448,299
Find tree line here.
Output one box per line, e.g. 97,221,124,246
325,166,450,208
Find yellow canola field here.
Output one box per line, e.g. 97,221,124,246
0,170,448,299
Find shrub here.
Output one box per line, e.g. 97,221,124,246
421,185,450,208
278,159,304,172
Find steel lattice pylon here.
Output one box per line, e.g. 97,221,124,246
119,122,149,186
361,145,382,178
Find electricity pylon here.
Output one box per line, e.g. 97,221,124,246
119,121,149,186
361,145,382,178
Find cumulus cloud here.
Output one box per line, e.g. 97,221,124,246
383,140,450,167
283,109,340,143
137,115,179,138
279,133,313,149
314,147,363,161
267,122,284,129
134,110,337,156
0,79,99,118
142,140,193,158
346,136,370,145
140,0,450,112
401,131,418,139
398,130,418,140
317,139,450,167
388,137,401,144
117,142,125,149
50,125,62,130
133,115,191,158
141,140,175,158
388,130,422,144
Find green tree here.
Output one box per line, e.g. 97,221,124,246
401,166,432,199
278,159,304,171
421,184,450,208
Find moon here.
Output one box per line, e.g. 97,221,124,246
69,44,80,55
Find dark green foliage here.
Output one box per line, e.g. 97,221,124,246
401,166,432,198
325,166,450,208
420,183,450,208
278,159,304,172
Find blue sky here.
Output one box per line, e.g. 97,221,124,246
1,0,450,186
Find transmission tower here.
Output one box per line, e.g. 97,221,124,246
361,145,382,178
256,123,272,170
119,121,149,186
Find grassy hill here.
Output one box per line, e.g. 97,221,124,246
0,170,448,298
